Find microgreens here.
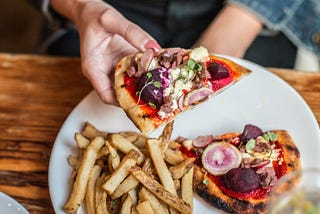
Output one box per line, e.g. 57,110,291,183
148,102,157,109
245,139,256,151
202,179,209,186
187,59,202,72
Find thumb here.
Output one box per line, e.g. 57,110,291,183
100,8,161,52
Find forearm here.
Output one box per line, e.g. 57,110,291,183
50,0,82,22
194,4,262,57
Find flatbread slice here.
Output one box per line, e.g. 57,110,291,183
114,47,251,134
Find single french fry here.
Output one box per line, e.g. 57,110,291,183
147,139,176,195
120,194,132,214
164,148,185,165
159,200,170,214
131,207,138,214
139,187,167,214
109,133,145,164
158,121,174,154
86,165,102,214
169,157,195,180
75,132,90,149
64,136,104,213
141,157,154,175
173,179,180,191
181,166,194,210
95,173,109,214
97,145,109,159
132,135,147,149
128,188,138,206
111,157,154,199
81,121,108,139
136,200,155,214
106,142,120,172
130,166,192,214
102,150,139,194
68,155,78,168
111,174,139,199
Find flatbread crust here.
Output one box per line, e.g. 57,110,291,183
114,49,251,135
193,130,301,214
114,54,161,134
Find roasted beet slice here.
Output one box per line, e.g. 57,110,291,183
240,124,263,143
207,62,230,80
137,68,165,108
222,168,261,193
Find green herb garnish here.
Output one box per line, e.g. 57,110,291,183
148,102,157,109
203,179,209,185
266,131,278,142
246,139,256,151
187,59,202,72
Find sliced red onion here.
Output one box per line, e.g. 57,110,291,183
183,87,213,106
202,142,242,175
177,94,185,110
192,135,214,148
251,160,270,170
140,49,154,71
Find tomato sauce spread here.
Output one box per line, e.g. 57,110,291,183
206,59,238,92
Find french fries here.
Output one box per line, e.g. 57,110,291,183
64,121,194,214
64,136,104,213
130,166,192,214
102,150,139,194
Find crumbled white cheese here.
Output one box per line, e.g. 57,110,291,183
163,87,172,97
170,68,181,80
183,140,193,150
157,110,167,118
189,46,209,62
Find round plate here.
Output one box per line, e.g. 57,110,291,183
49,57,320,213
0,192,29,214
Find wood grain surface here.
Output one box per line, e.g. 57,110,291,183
0,54,319,214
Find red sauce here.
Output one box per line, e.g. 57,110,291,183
180,140,287,200
206,58,240,92
208,174,270,200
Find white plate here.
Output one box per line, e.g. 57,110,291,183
0,192,29,214
49,58,320,214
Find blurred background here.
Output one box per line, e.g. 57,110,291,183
0,0,318,71
0,0,43,53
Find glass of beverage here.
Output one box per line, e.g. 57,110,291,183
268,168,320,214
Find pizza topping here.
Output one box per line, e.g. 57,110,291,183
240,124,263,143
158,48,186,69
192,135,214,148
139,48,154,72
201,142,242,175
136,68,165,108
222,168,261,193
256,166,278,188
207,62,230,81
183,87,213,106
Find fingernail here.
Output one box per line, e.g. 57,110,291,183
144,40,161,52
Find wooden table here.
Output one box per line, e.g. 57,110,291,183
0,54,319,214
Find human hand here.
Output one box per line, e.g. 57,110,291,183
52,0,161,105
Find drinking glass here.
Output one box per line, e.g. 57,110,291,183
268,168,320,214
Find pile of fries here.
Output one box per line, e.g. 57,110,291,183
64,121,194,214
